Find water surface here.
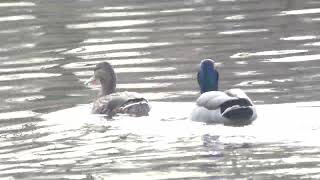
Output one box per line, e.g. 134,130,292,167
1,0,320,179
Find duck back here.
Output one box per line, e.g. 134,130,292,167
92,92,150,117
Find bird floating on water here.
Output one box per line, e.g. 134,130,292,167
191,59,257,126
86,62,150,117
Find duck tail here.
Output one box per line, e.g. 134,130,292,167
222,107,253,120
220,98,255,125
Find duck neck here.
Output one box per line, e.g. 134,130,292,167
199,67,219,94
99,77,116,97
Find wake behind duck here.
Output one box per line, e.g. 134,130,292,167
191,59,257,126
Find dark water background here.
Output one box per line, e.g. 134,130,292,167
1,0,320,179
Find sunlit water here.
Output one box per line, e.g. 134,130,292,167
1,0,320,179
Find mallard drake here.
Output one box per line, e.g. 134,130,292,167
86,62,150,117
191,59,257,126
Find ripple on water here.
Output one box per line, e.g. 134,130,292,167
5,95,46,103
304,41,320,46
82,36,149,44
0,85,42,93
2,57,63,65
98,6,195,15
113,67,176,73
281,35,317,41
62,58,163,69
78,51,150,59
160,8,195,14
113,28,154,33
233,71,263,76
0,73,61,81
85,11,154,18
0,43,35,52
0,111,39,120
259,167,320,177
234,80,272,87
0,15,35,22
273,78,294,83
0,64,58,73
66,19,154,29
278,8,320,16
218,29,269,35
225,14,246,20
143,91,198,100
0,26,41,35
101,6,134,10
0,168,40,176
0,2,35,7
118,83,172,89
64,42,171,54
264,54,320,62
75,67,175,78
143,74,193,80
231,50,308,59
91,171,211,180
84,82,173,91
244,88,279,93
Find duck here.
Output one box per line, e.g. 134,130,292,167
191,59,257,126
85,62,151,117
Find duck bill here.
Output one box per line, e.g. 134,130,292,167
84,75,98,86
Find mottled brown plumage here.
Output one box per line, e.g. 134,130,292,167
87,62,150,117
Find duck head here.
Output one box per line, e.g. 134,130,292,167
197,59,219,94
86,62,116,97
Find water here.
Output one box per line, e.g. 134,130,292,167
1,0,320,179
